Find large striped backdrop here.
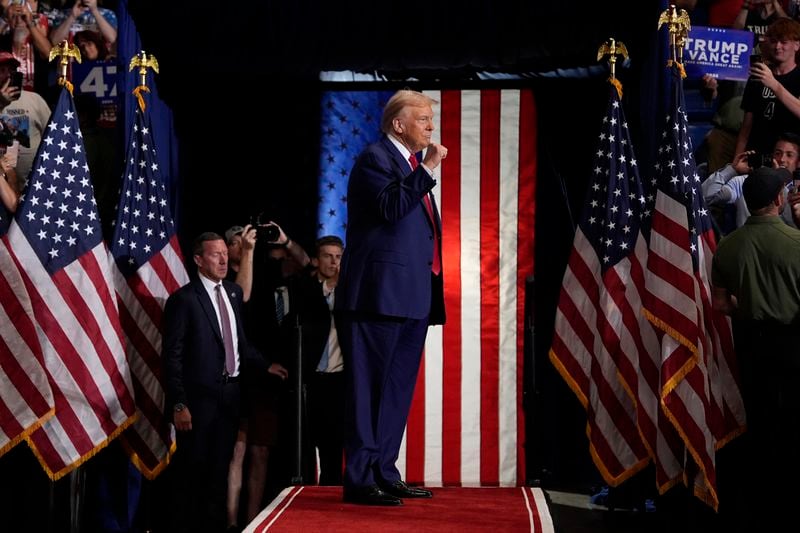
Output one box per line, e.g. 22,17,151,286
318,89,537,486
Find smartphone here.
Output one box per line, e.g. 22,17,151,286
747,152,771,169
9,71,22,91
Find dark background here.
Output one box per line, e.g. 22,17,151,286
126,0,665,493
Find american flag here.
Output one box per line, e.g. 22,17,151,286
319,89,535,485
643,64,745,509
549,82,687,490
112,104,188,479
5,87,136,479
0,204,54,456
318,90,393,239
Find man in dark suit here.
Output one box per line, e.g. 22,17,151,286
297,235,346,486
335,89,448,506
163,232,287,532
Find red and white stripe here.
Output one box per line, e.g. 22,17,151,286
644,191,745,509
116,235,189,479
549,229,666,485
6,223,136,479
397,89,536,487
0,240,54,455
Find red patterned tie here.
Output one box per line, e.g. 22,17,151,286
409,154,442,275
215,284,237,375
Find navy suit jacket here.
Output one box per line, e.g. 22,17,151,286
163,277,264,412
336,135,445,325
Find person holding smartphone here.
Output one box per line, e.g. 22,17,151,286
0,50,50,188
702,131,800,234
0,0,53,94
736,18,800,161
48,0,117,50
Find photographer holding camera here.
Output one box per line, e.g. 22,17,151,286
223,219,307,531
702,131,800,235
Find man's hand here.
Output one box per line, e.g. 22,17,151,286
241,224,256,251
701,74,718,102
265,220,291,246
173,406,192,432
268,362,288,380
0,78,20,109
789,187,800,227
750,62,779,92
732,150,755,175
421,143,448,171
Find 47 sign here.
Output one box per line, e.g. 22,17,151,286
72,60,117,99
70,60,118,128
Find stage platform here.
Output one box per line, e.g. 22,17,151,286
244,485,554,532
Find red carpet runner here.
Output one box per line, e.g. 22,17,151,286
243,486,554,532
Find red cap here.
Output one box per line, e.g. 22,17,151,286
0,52,20,68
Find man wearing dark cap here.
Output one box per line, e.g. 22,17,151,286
0,50,50,188
711,166,800,530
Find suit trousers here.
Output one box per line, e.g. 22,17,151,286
335,311,429,489
307,371,345,485
168,381,241,533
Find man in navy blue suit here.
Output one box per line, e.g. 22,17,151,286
163,232,287,532
335,89,448,506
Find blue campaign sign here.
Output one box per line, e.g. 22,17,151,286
683,26,754,81
70,60,119,128
72,60,118,100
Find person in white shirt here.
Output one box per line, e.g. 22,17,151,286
702,131,800,234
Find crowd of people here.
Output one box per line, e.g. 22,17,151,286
691,3,800,531
0,0,117,219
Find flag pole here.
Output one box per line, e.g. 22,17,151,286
596,37,629,98
46,39,84,533
48,39,81,94
126,50,161,533
129,51,160,112
657,4,691,76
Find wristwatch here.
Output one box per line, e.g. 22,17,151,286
173,402,186,412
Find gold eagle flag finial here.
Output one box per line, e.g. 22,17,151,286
597,38,629,97
658,4,691,76
129,51,160,112
48,40,81,94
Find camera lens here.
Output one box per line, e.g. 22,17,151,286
265,225,280,241
258,224,280,242
747,152,764,169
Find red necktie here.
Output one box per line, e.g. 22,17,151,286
215,284,237,375
409,154,442,276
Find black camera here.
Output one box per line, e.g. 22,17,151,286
747,152,772,169
249,213,281,242
257,224,280,242
0,125,13,147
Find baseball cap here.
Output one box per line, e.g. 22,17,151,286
0,52,20,69
224,225,244,244
743,167,790,212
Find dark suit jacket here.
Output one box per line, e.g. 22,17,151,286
335,135,445,325
296,274,335,378
162,277,265,412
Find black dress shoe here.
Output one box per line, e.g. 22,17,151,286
380,480,433,499
343,485,403,506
